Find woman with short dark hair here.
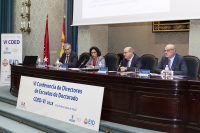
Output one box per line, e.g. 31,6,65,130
85,46,105,68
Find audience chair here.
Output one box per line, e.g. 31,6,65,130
104,53,119,71
184,55,200,77
141,54,158,73
77,52,90,68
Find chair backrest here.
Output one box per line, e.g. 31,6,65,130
184,55,200,77
141,54,157,73
104,53,119,71
117,53,123,65
77,52,90,68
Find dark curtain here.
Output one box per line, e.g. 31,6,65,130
67,0,78,53
0,0,14,56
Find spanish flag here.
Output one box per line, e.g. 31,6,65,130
60,16,66,57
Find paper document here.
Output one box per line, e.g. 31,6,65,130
138,73,149,76
68,68,80,70
118,71,135,74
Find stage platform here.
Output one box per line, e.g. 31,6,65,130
0,86,164,133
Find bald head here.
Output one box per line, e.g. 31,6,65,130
165,44,176,51
125,47,134,53
123,47,134,60
164,44,176,59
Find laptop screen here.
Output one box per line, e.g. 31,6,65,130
23,56,38,66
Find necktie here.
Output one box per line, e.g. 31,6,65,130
168,59,171,70
65,55,69,64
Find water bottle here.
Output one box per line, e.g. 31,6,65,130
165,65,169,77
56,59,59,69
38,58,41,67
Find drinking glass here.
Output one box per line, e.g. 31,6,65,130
135,68,140,74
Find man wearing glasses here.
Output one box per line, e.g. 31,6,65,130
120,47,142,71
59,43,78,68
154,44,187,75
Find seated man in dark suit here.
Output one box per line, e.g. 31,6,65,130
120,47,142,71
154,44,187,75
59,43,78,68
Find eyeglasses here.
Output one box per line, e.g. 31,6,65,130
91,52,97,54
163,49,174,52
123,52,129,54
64,48,70,51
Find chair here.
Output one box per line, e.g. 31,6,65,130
141,54,158,73
104,53,119,71
77,52,90,68
183,55,200,77
117,53,123,65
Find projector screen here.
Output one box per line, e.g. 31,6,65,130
73,0,200,26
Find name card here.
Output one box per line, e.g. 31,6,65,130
40,62,46,67
61,64,68,68
140,69,150,74
98,67,108,73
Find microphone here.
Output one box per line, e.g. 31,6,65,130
78,59,87,68
117,60,122,72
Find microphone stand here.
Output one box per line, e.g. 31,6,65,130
117,60,122,72
78,59,86,68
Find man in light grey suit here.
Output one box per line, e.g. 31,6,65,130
154,44,187,75
85,46,105,68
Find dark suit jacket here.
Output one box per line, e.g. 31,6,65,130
121,54,142,71
154,54,187,75
59,51,78,68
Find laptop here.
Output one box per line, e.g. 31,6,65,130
22,56,38,66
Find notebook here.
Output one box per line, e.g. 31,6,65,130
22,56,38,66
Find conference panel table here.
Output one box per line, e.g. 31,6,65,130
10,65,200,133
